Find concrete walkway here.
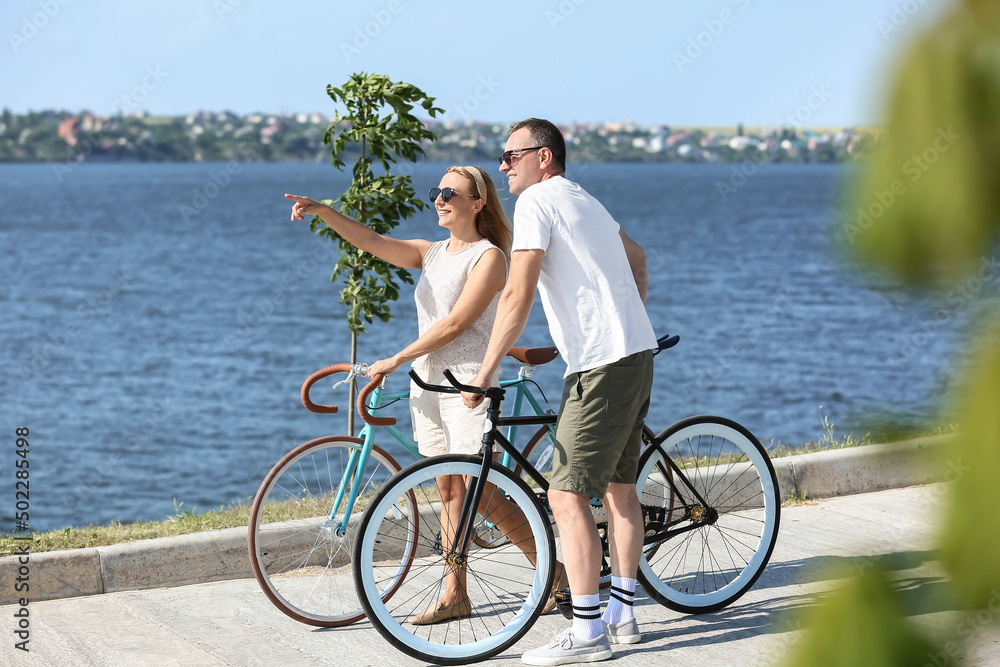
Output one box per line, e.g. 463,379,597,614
5,484,998,666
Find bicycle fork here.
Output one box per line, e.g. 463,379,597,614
448,388,506,565
323,426,375,539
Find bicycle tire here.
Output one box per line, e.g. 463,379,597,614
248,435,416,627
519,425,613,589
635,415,780,613
354,455,555,665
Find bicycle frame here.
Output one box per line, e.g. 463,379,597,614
638,427,718,546
323,366,557,535
407,355,724,563
442,383,555,558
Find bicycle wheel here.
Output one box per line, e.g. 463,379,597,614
635,415,780,613
519,426,612,588
248,435,416,627
354,455,555,665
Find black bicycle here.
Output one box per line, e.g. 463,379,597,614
352,335,780,665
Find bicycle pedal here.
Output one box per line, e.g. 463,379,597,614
554,589,573,620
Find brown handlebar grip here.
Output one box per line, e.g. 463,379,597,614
357,373,396,426
300,363,353,414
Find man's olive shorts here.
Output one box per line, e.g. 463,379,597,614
549,350,654,498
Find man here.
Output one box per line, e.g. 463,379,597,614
463,118,657,665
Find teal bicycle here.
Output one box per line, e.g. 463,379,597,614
247,345,562,627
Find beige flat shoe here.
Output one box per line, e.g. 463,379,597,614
408,598,472,626
542,561,570,614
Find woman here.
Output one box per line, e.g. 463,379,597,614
286,166,563,624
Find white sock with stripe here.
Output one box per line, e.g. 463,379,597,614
602,577,636,626
570,593,604,640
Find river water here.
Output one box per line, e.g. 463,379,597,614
0,160,979,531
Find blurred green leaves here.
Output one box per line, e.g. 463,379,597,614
784,567,939,667
940,319,1000,608
845,2,1000,284
786,1,1000,664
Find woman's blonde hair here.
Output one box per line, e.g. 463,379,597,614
447,165,512,260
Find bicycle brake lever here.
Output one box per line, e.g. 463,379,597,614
331,363,368,391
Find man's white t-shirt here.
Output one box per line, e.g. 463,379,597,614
511,177,657,376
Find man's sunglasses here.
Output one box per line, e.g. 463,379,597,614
498,146,544,166
428,187,477,203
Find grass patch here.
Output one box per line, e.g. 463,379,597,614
0,487,404,556
768,409,957,459
782,492,821,507
0,500,254,555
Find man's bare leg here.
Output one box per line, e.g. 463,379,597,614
602,482,643,578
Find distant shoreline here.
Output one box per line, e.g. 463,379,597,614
1,110,875,165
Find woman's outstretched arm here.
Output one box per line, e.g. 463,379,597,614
286,193,430,269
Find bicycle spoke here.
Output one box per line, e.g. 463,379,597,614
355,456,553,664
248,438,409,627
636,417,780,613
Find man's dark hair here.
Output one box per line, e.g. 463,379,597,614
510,118,566,172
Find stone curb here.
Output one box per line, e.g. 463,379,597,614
1,525,253,605
771,434,949,500
0,435,953,605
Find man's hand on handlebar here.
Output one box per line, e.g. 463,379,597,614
461,390,485,409
461,369,490,409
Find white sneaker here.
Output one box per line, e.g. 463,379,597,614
603,617,641,644
522,629,613,665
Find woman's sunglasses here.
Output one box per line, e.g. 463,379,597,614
428,187,477,203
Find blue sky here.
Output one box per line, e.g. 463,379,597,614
2,0,952,126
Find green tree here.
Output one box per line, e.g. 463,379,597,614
788,2,1000,664
306,72,442,435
